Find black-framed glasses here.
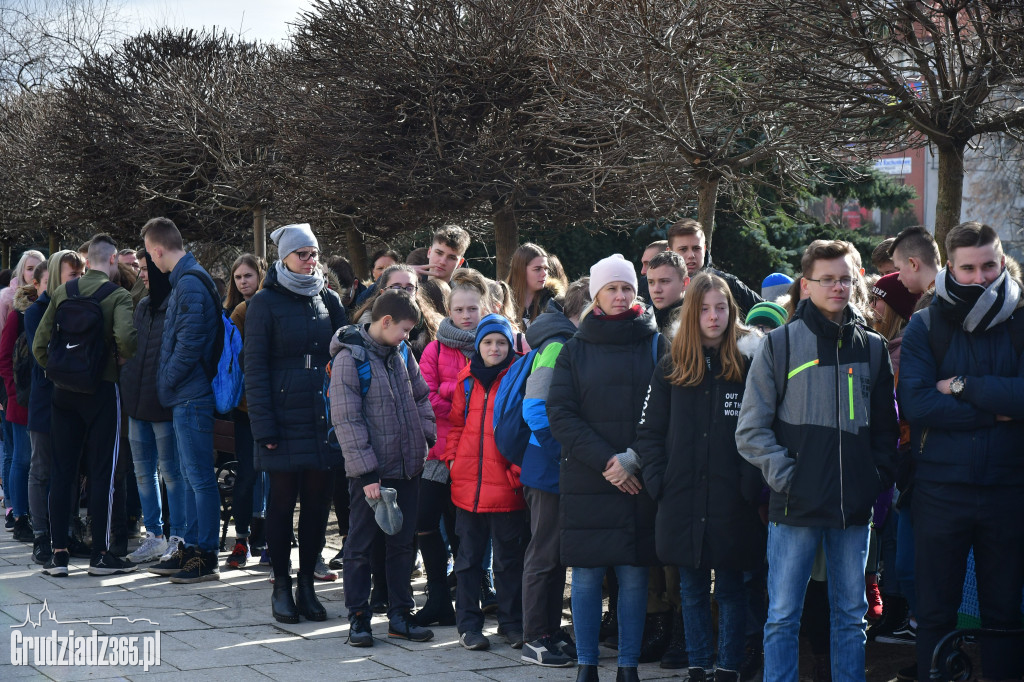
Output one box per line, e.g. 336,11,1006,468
294,250,319,261
386,283,417,293
806,277,857,289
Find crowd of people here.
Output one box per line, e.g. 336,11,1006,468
1,215,1022,682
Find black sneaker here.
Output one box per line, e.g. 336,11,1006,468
896,663,917,681
67,535,92,559
88,553,138,576
388,611,434,642
499,626,524,649
169,551,220,584
32,535,52,565
348,610,374,647
875,619,916,645
12,515,34,542
553,629,577,660
148,542,192,576
460,631,490,650
328,549,344,570
42,550,69,577
4,509,13,530
521,636,574,667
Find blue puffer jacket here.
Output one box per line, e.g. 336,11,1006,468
23,293,51,433
899,299,1024,486
159,253,219,408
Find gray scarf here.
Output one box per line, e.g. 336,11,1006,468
436,318,477,359
274,260,325,298
935,266,1021,332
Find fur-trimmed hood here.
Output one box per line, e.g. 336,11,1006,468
13,284,37,313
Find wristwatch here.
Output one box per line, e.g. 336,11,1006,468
949,376,966,398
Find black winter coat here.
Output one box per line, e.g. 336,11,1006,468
637,347,766,571
122,296,173,423
547,306,666,568
245,266,347,472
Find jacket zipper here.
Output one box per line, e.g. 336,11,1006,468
836,338,845,529
473,387,491,513
848,367,855,421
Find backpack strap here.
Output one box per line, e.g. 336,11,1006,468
181,270,225,381
463,376,473,419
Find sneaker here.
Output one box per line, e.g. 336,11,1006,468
259,548,271,566
12,515,34,542
67,535,92,559
388,611,434,642
169,551,220,584
499,627,524,649
128,533,169,563
875,619,916,645
553,629,577,660
149,542,192,576
88,553,138,576
460,631,490,651
410,553,423,579
4,508,13,530
521,636,574,667
42,550,69,577
896,663,917,681
314,557,338,582
226,542,251,569
159,536,185,562
32,535,53,566
328,549,344,570
348,610,374,647
865,574,883,622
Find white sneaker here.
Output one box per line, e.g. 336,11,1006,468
159,536,185,562
128,532,169,563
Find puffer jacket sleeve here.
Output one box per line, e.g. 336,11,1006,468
162,273,214,396
243,294,278,444
111,288,137,361
636,359,672,502
406,349,437,448
421,341,451,415
547,341,617,474
329,348,379,480
0,310,18,390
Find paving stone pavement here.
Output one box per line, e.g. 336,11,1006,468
0,530,683,681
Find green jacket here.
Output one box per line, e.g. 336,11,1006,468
32,269,138,383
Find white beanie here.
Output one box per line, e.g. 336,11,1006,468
270,223,318,259
589,254,638,300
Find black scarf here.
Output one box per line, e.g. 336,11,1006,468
935,266,1021,332
654,298,683,331
145,252,172,311
470,349,514,391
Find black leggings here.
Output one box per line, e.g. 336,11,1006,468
266,470,332,579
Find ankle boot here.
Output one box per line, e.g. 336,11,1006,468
615,667,639,682
413,580,456,626
639,611,672,663
660,608,688,669
576,664,599,682
272,575,299,624
295,574,327,621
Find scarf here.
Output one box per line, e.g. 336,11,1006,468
470,348,514,391
593,303,644,321
654,299,683,331
274,260,325,298
436,318,478,358
934,266,1021,333
144,251,172,311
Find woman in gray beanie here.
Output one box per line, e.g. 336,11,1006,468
244,223,348,624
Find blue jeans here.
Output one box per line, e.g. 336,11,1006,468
680,567,747,671
764,523,870,682
172,397,219,553
8,422,31,517
129,418,185,539
2,413,13,510
572,565,648,667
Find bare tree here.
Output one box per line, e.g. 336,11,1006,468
726,0,1024,256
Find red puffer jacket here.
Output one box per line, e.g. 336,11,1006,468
420,340,471,462
442,363,525,513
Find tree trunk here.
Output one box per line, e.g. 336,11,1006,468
345,224,369,280
697,175,721,251
493,204,519,280
933,144,966,262
253,207,266,260
48,227,57,255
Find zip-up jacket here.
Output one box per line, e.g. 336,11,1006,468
443,363,525,513
420,339,470,462
736,299,898,528
159,253,218,407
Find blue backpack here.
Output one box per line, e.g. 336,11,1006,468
491,332,661,466
324,326,410,451
183,272,244,414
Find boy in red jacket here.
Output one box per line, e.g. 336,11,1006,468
443,314,527,652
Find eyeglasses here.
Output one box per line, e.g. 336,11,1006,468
293,250,319,261
386,284,417,293
806,277,857,289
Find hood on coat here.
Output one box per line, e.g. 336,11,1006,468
329,323,398,364
13,284,37,313
525,307,577,349
737,329,763,359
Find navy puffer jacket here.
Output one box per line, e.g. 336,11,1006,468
159,253,220,407
122,296,173,423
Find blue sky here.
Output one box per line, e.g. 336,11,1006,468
124,0,312,43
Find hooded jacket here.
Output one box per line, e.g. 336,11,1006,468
245,264,348,471
0,287,36,423
329,324,436,485
547,306,667,567
420,338,471,462
159,252,219,407
637,346,765,571
121,294,173,423
736,299,898,528
443,361,525,513
521,304,578,493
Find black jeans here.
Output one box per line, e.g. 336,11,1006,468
48,383,120,554
454,507,528,634
343,476,420,619
913,480,1024,681
266,469,332,578
232,410,256,538
523,487,565,641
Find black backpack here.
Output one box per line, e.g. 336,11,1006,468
45,279,119,394
12,316,32,406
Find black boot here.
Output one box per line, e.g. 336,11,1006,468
660,608,688,669
715,670,739,682
616,668,639,682
413,531,455,625
576,664,599,682
295,574,327,622
272,575,299,624
639,611,672,663
688,669,708,682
